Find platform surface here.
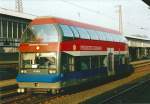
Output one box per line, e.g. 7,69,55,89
0,79,16,88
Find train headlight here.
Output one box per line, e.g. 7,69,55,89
20,70,27,73
24,70,27,73
21,70,24,73
21,88,25,93
17,89,21,93
49,70,53,74
48,70,56,74
53,70,56,73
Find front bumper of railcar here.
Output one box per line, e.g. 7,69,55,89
16,73,63,93
16,52,62,93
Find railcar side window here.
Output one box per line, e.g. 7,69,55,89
59,24,74,40
59,24,74,37
61,53,68,72
80,56,90,70
120,36,123,42
119,55,125,64
122,55,125,64
114,54,125,67
108,33,113,41
104,32,108,41
118,35,123,42
61,53,75,72
105,32,110,41
114,55,119,68
97,31,104,40
111,34,116,42
69,56,75,72
125,55,129,64
114,34,119,42
121,36,125,43
87,30,99,40
76,27,90,39
74,56,90,71
87,29,93,40
100,55,107,67
22,24,58,42
91,56,99,69
115,54,124,65
117,35,121,42
69,26,80,38
101,32,107,41
95,31,100,40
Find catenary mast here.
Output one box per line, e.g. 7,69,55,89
15,0,23,12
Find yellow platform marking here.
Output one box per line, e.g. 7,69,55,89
0,79,17,87
130,59,150,65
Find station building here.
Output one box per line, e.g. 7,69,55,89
126,35,150,61
0,8,35,65
0,7,35,53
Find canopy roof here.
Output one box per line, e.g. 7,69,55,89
31,16,121,35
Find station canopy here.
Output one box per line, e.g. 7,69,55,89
143,0,150,6
0,7,36,19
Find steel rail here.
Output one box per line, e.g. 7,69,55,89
100,74,150,104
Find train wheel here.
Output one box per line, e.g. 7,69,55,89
56,89,60,94
51,89,57,94
51,89,60,94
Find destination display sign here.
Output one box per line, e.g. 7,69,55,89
80,45,102,51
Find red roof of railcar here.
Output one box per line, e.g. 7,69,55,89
31,17,121,35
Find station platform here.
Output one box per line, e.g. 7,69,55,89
81,74,150,104
0,79,16,88
0,79,18,98
130,59,150,65
130,59,150,68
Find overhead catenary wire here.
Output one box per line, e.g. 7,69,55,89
60,0,148,32
60,0,101,14
60,0,117,21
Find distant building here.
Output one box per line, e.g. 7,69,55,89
125,35,150,61
0,7,35,53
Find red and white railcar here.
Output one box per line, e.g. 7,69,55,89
16,17,133,93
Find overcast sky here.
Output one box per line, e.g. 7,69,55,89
0,0,150,38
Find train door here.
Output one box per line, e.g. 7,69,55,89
107,48,115,76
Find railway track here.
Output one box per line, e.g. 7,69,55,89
0,61,18,69
1,94,31,104
1,91,61,104
130,59,150,68
99,74,150,104
1,60,150,104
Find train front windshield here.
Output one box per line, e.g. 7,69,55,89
21,53,57,70
22,24,58,43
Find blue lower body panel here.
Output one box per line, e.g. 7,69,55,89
16,74,62,83
16,64,133,83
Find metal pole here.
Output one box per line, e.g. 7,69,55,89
16,0,23,12
118,5,123,34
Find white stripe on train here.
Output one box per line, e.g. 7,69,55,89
63,51,128,56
